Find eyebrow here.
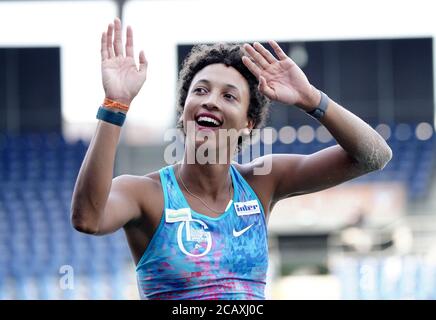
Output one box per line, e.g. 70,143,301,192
194,79,240,92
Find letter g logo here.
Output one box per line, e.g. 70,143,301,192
177,219,212,257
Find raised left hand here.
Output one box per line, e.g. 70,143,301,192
242,41,320,111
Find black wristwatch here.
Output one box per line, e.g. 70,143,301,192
307,90,329,120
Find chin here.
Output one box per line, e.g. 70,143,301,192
185,137,234,165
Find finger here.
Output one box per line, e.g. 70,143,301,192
138,50,148,74
101,32,108,61
106,23,115,58
243,43,270,69
268,40,288,60
113,17,124,57
253,42,276,64
125,26,134,58
258,76,276,99
242,56,262,79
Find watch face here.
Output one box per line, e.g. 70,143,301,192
314,109,324,119
309,108,324,119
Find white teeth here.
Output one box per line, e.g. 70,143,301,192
197,116,221,126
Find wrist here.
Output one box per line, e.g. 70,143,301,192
297,85,321,112
96,106,126,127
306,90,329,121
101,105,127,115
103,97,130,113
104,95,131,106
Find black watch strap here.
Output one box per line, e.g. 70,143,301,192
307,90,329,120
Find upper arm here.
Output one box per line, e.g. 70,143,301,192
270,144,369,202
95,175,155,235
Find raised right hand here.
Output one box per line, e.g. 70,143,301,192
101,18,147,106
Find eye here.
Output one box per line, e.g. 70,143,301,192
193,87,208,94
224,93,237,101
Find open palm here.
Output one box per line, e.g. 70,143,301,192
242,41,318,110
101,18,147,106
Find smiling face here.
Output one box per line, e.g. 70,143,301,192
181,63,253,158
176,43,271,156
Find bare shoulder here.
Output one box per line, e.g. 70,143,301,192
112,170,164,218
232,153,308,213
112,170,164,264
113,171,162,195
232,155,276,185
232,156,276,215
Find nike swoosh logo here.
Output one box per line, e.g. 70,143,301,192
233,223,254,237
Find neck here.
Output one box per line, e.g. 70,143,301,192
184,137,237,167
178,159,232,201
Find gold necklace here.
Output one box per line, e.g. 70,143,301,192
177,164,233,214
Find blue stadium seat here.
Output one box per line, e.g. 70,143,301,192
0,133,133,298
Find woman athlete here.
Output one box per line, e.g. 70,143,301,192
71,18,392,299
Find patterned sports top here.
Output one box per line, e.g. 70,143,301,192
135,164,269,300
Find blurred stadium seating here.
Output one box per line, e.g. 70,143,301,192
269,122,435,201
0,122,434,299
328,216,436,299
0,132,133,299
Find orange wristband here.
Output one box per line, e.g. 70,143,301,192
103,98,129,112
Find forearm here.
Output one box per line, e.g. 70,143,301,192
242,40,392,172
317,98,392,171
71,121,121,231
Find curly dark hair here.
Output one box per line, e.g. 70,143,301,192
176,43,270,152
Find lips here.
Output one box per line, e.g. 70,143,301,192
194,112,223,129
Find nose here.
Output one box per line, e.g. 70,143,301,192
201,92,220,111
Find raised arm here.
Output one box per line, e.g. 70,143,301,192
242,41,392,202
71,18,148,235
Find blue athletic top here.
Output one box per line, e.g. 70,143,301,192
135,164,269,300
